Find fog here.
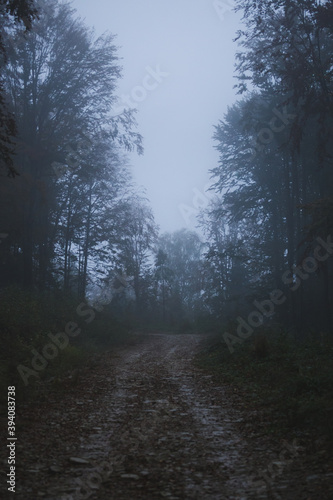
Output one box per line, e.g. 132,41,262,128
1,1,332,497
72,0,241,232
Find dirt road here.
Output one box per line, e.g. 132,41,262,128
3,333,332,499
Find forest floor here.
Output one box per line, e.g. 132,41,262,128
1,332,333,499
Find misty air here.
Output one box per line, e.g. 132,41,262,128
0,0,333,498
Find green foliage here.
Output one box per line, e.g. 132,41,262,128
0,0,144,293
197,327,333,441
0,286,131,402
0,0,38,177
203,0,333,337
153,229,205,325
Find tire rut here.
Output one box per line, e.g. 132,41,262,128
6,333,331,499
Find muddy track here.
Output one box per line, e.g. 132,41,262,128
1,333,332,499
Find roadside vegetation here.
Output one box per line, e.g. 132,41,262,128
197,325,333,449
0,286,131,403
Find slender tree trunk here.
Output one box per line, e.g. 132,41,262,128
81,185,93,299
284,155,298,333
64,207,72,291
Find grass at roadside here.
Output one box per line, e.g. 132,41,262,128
196,326,333,446
0,286,132,404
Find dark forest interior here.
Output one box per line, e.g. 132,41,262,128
0,1,333,498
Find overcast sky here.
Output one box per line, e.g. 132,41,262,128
71,0,241,233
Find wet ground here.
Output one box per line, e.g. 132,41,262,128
1,333,332,499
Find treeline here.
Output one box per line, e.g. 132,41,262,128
200,0,333,339
1,0,332,344
0,0,167,394
0,0,208,334
0,0,153,299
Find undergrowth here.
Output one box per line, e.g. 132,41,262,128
196,325,333,444
0,286,131,403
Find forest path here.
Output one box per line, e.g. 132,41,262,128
6,333,331,499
